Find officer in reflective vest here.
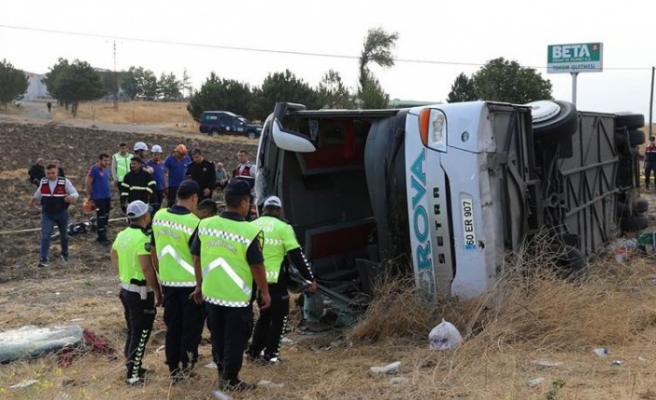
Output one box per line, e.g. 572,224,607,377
246,195,316,364
111,200,162,386
190,180,270,392
150,180,203,382
112,142,132,187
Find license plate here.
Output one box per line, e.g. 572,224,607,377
461,198,476,250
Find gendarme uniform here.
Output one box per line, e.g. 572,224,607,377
113,221,157,384
191,206,264,388
246,196,315,363
151,198,205,377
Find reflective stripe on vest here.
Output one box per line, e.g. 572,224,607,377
199,216,262,307
152,209,199,286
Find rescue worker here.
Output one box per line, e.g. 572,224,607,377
120,157,157,213
190,180,271,391
185,148,216,202
29,163,79,268
645,136,656,190
111,200,162,386
85,153,112,246
112,143,132,189
164,144,192,206
246,196,316,364
145,145,166,212
133,142,155,174
150,180,204,382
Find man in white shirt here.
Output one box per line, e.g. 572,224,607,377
29,163,79,267
231,149,257,188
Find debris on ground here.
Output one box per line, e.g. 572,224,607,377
611,360,622,366
428,318,462,351
0,325,83,363
593,347,609,357
370,361,401,374
9,379,39,389
390,377,409,385
532,360,563,369
56,328,116,367
527,377,545,387
258,380,284,388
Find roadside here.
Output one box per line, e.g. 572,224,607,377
0,101,255,145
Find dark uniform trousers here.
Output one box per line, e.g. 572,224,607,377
93,198,111,242
119,287,156,380
248,282,289,360
152,190,165,214
207,303,253,383
162,286,206,374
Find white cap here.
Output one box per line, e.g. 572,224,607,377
134,142,148,151
151,144,162,153
263,196,282,208
126,200,152,219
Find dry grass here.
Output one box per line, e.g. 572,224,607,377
4,238,656,399
0,169,27,181
52,101,198,131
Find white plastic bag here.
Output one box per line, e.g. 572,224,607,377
428,318,462,351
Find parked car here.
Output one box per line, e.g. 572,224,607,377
199,111,262,139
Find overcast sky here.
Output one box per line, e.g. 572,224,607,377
1,0,654,118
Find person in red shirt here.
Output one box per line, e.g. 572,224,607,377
645,136,656,190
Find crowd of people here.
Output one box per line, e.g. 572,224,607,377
28,140,318,394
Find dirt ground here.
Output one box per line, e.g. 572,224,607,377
4,112,656,400
0,121,257,278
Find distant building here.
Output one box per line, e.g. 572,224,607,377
24,72,49,100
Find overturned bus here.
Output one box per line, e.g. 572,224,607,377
253,100,647,304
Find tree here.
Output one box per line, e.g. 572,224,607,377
447,73,477,103
357,27,399,109
473,57,553,104
158,72,181,101
120,66,144,100
249,69,322,121
141,70,158,100
42,58,70,107
45,59,105,117
182,68,192,99
0,60,28,109
186,72,254,121
317,70,354,109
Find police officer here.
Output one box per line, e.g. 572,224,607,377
246,196,316,364
190,180,271,392
150,180,204,382
111,200,162,386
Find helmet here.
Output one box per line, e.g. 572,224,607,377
134,142,148,152
175,144,188,155
151,144,162,153
82,199,96,212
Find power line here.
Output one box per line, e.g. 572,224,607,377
0,23,652,71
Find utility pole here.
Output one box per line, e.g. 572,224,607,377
113,40,118,111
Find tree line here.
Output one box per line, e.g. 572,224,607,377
0,27,554,119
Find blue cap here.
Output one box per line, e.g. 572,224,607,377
225,180,251,197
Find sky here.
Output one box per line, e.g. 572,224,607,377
1,0,655,119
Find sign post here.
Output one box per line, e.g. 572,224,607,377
547,42,604,106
